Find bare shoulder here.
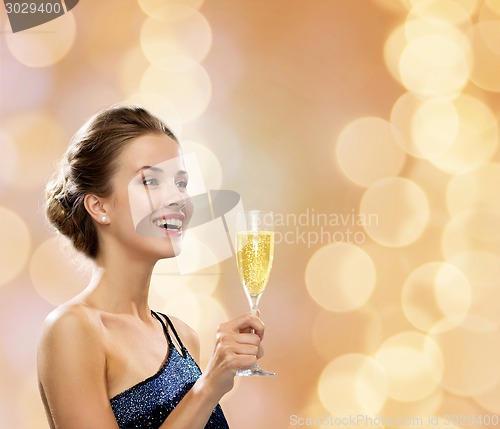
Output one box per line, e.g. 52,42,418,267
38,302,105,372
167,315,200,361
40,302,102,344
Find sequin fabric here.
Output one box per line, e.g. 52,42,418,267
110,312,229,429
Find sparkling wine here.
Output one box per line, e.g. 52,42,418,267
236,231,274,297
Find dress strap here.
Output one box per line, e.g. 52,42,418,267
151,311,187,358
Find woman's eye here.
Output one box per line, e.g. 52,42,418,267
143,177,159,187
176,180,188,190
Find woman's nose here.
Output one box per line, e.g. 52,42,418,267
161,182,187,208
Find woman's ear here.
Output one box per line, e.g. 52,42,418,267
84,194,110,224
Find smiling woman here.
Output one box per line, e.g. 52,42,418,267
38,105,266,429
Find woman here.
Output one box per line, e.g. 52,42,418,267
38,105,265,428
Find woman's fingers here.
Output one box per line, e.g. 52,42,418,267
218,313,265,340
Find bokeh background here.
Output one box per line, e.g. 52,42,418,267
1,0,500,428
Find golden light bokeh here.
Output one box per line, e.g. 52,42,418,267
474,380,500,414
2,111,66,191
140,61,211,124
335,117,406,187
374,332,443,402
29,237,89,306
407,0,473,26
4,12,76,67
399,32,470,100
411,100,459,159
0,207,31,286
0,130,18,191
318,354,388,416
429,95,498,173
138,0,206,19
468,21,500,92
181,141,223,190
446,162,500,214
140,6,212,70
305,243,376,313
432,320,500,396
359,178,430,247
441,209,500,260
402,262,471,333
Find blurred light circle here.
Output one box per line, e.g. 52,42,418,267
468,22,500,92
411,100,459,159
375,332,443,402
441,209,500,260
124,92,183,138
384,24,407,86
182,141,223,191
402,262,471,333
474,380,500,414
318,354,387,415
30,237,89,305
158,289,200,331
3,111,66,191
140,61,211,124
138,0,206,19
359,178,430,247
390,92,425,157
448,250,500,327
477,20,500,58
5,12,76,67
432,320,500,396
0,207,31,286
305,243,376,313
403,19,471,60
446,163,500,215
399,33,470,100
428,95,497,173
0,131,18,191
140,6,212,70
336,117,406,187
408,0,472,26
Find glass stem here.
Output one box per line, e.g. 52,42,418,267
249,294,260,315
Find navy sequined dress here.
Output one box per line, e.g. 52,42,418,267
110,311,229,429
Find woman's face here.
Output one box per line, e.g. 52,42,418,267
104,133,193,260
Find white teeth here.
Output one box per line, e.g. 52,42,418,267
153,217,182,229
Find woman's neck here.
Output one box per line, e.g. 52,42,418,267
82,254,156,319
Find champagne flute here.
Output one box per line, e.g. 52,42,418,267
235,210,276,376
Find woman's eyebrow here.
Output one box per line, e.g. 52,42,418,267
136,165,164,174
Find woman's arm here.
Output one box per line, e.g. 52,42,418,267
37,306,121,429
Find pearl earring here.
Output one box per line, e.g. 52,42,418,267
101,216,107,223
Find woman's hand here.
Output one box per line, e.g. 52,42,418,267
199,313,265,396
